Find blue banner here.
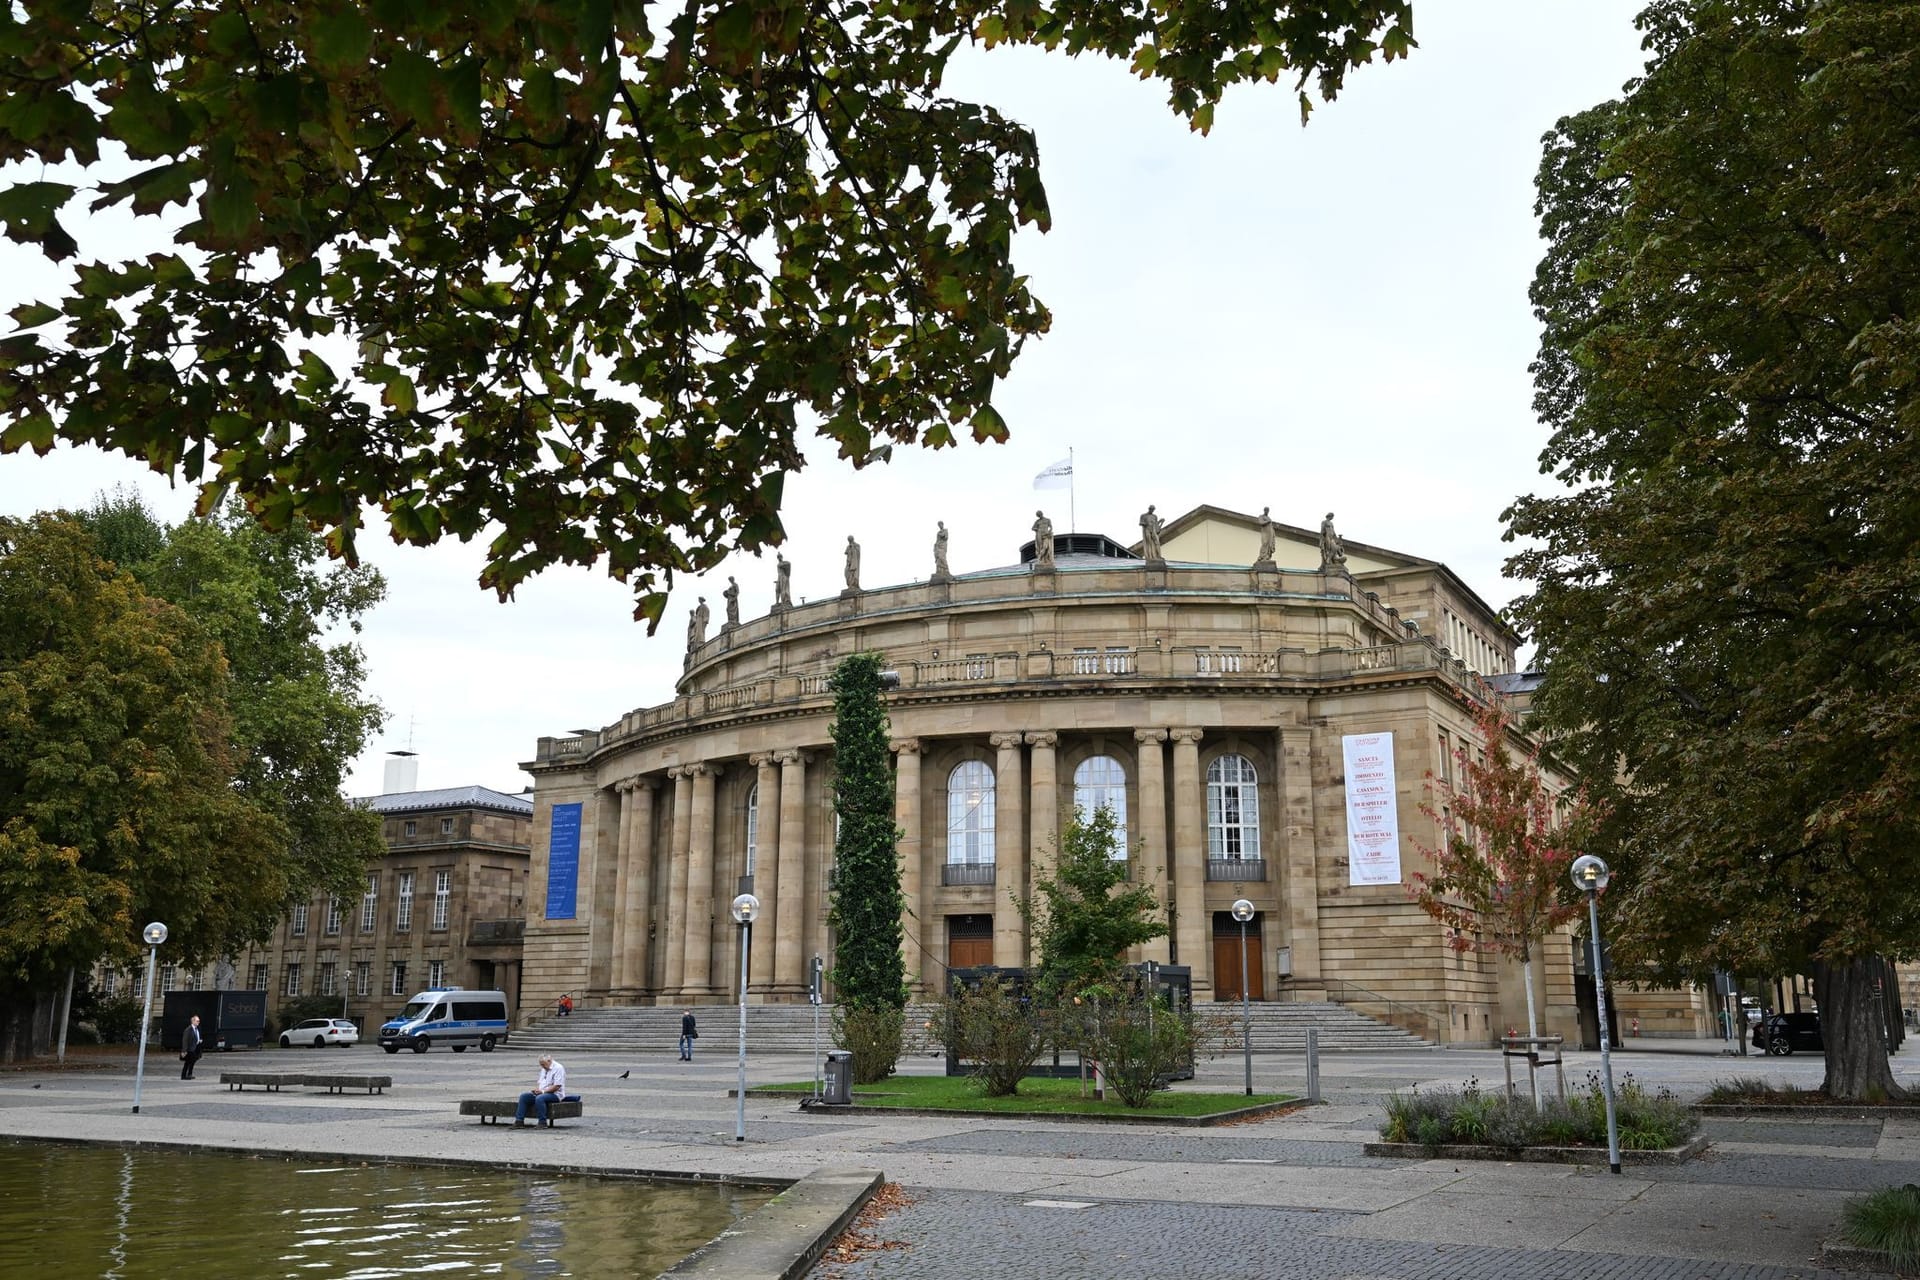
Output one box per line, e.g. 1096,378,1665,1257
545,802,583,919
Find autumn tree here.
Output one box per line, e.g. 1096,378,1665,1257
0,515,284,1059
0,1,1411,627
1411,695,1585,1091
1505,0,1920,1098
826,653,905,1083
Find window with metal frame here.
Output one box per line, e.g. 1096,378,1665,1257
1073,755,1129,857
945,760,996,865
1206,754,1261,858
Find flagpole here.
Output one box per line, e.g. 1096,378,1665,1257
1069,446,1076,532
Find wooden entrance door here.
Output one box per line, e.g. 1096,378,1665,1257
947,915,993,970
1212,917,1265,1001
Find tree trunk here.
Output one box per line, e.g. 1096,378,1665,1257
1521,950,1542,1108
0,990,59,1064
1813,956,1904,1101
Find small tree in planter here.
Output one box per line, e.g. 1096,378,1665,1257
943,975,1053,1096
826,653,907,1084
1024,805,1166,1003
1412,695,1592,1099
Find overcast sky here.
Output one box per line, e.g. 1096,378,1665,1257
0,2,1648,798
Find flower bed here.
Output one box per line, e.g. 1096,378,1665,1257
1375,1073,1698,1156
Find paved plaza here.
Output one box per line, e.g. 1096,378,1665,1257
1,1036,1916,1278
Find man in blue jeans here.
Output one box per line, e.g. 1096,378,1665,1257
679,1010,697,1062
514,1054,566,1126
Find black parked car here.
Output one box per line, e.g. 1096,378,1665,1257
1755,1012,1822,1055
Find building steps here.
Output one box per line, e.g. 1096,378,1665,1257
509,999,1433,1055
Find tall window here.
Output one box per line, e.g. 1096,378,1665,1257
390,961,407,996
1073,756,1129,857
325,895,342,936
946,761,996,864
361,875,378,931
249,963,267,991
432,870,451,929
159,962,177,993
319,961,337,997
396,873,414,932
284,963,302,997
744,784,759,877
355,961,371,997
290,901,308,936
1206,754,1261,858
428,959,446,989
102,970,118,997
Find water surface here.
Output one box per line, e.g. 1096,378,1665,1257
0,1141,765,1278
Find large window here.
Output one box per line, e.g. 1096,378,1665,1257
290,901,308,937
946,761,996,864
390,961,407,997
396,873,414,932
159,962,176,993
319,961,337,997
1206,754,1261,858
432,870,451,929
361,875,378,931
744,784,759,877
354,961,371,997
284,963,302,998
428,959,446,989
249,963,267,991
1073,755,1128,857
325,895,342,936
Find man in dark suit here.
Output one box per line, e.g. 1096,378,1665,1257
180,1014,204,1080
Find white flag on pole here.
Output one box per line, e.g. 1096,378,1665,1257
1033,457,1073,490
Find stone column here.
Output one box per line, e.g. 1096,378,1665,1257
1169,728,1209,997
616,778,658,993
609,778,637,994
773,750,810,993
748,753,781,993
991,732,1027,967
892,739,924,992
1279,725,1324,996
1134,729,1171,964
663,767,694,996
682,763,718,996
1026,731,1059,891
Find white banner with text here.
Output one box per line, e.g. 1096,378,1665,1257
1343,732,1403,886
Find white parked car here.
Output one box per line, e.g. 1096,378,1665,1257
280,1018,359,1048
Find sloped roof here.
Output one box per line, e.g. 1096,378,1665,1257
358,786,533,816
1146,503,1426,569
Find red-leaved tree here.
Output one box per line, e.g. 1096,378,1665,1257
1411,695,1591,1093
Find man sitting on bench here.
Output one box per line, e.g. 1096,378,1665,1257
514,1054,567,1127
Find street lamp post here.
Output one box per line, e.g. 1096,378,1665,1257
730,893,760,1142
131,921,167,1114
1231,898,1255,1097
1571,855,1621,1175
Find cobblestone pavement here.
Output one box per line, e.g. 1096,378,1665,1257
816,1190,1865,1279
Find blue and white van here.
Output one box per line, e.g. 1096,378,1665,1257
378,989,511,1054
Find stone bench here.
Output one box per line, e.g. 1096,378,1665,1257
221,1072,392,1095
459,1098,584,1127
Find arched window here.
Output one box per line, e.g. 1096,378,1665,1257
1073,755,1128,857
946,761,996,864
1206,754,1260,859
744,784,759,877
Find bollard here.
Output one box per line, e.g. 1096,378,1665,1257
1306,1028,1320,1104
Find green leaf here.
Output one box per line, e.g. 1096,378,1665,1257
9,302,60,329
970,403,1009,443
381,374,417,414
379,49,440,123
309,10,373,72
1,410,56,452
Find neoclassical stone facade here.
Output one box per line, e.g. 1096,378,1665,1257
521,506,1584,1044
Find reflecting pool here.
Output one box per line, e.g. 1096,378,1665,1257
0,1141,766,1277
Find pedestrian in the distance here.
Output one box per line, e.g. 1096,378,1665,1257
558,993,573,1018
179,1014,204,1080
679,1009,697,1061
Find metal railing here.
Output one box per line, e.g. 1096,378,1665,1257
1279,976,1445,1042
942,862,996,887
1206,857,1267,882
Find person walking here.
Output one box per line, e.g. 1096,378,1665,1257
513,1054,567,1127
679,1009,697,1062
179,1014,204,1080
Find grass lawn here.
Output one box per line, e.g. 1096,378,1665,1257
756,1073,1293,1117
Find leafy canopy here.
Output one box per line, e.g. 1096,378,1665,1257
1025,804,1165,1002
0,0,1412,628
1504,0,1920,1093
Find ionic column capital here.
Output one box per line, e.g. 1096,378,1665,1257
775,748,811,767
989,731,1025,750
1167,728,1205,746
684,762,713,779
890,738,923,756
749,752,778,768
1133,728,1168,745
1024,731,1058,749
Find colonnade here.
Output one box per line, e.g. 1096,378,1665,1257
587,722,1324,1004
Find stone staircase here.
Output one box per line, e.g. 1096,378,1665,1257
510,999,1432,1055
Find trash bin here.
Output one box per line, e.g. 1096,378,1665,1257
823,1050,853,1105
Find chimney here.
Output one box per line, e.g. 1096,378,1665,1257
383,750,419,794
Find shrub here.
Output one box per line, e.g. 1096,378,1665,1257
1069,993,1200,1109
834,1004,905,1085
1378,1072,1696,1151
90,996,144,1044
942,978,1051,1096
1842,1185,1920,1272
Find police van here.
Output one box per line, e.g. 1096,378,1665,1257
377,989,511,1054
